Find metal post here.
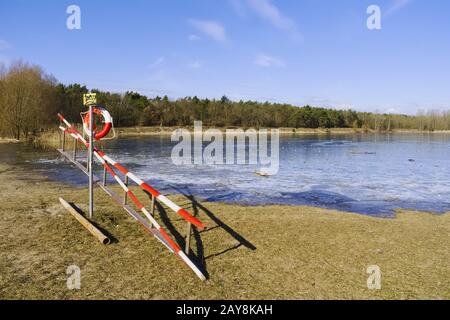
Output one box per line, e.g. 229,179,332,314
73,138,77,160
185,222,192,255
149,195,155,228
150,195,155,215
102,166,107,186
62,131,66,151
88,104,94,219
123,175,129,204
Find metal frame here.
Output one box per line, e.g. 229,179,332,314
57,148,175,252
56,116,207,280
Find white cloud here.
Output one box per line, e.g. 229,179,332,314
232,0,301,40
386,0,411,15
0,40,10,51
188,34,201,41
187,19,227,44
384,107,399,114
246,0,295,31
148,56,165,69
254,53,285,67
188,61,203,69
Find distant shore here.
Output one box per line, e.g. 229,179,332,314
1,127,450,150
0,137,20,144
0,162,448,299
116,126,450,138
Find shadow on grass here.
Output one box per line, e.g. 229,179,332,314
143,186,256,278
137,192,208,278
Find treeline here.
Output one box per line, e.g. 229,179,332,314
1,61,450,139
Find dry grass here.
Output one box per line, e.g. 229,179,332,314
0,163,448,300
32,130,63,150
32,124,89,151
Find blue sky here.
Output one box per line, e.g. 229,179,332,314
0,0,449,114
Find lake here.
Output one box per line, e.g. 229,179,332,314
2,133,450,217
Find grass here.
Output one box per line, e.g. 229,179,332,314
33,130,63,150
0,162,448,299
33,125,86,151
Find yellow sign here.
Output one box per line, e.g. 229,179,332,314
83,93,97,106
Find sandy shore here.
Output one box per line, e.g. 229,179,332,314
0,163,448,299
0,138,20,144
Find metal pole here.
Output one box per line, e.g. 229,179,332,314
73,137,77,160
149,195,155,228
62,131,66,151
123,175,129,205
89,105,94,219
150,195,155,215
185,222,192,255
102,166,107,186
60,198,110,245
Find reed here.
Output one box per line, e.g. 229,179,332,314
32,129,62,150
33,124,84,150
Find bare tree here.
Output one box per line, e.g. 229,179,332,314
0,61,57,139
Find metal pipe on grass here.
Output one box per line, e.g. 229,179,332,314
59,197,110,245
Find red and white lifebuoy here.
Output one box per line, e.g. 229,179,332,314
83,107,112,140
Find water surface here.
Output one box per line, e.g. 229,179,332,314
2,133,449,217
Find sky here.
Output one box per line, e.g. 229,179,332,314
0,0,449,114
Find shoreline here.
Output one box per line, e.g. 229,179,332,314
2,127,450,146
116,126,450,137
0,162,448,299
0,137,20,144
